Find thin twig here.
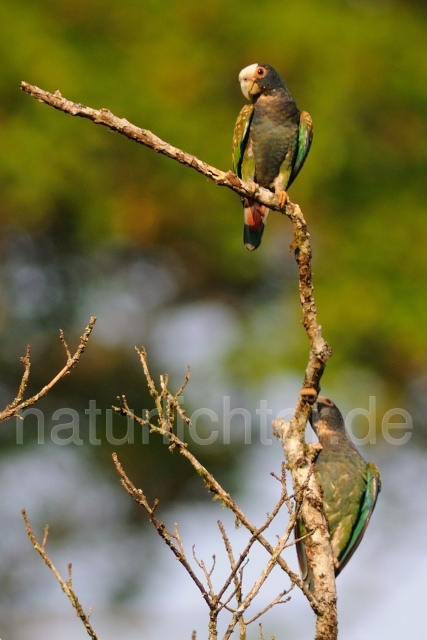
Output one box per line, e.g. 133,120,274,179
246,586,293,625
60,329,72,362
192,547,216,597
216,466,292,611
217,521,242,606
221,482,302,640
12,345,31,407
216,520,246,639
175,365,191,397
220,580,246,612
172,522,186,557
112,453,213,610
1,317,96,422
21,510,99,640
113,386,317,609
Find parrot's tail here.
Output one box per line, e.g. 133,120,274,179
243,200,268,251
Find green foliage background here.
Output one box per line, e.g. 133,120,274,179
2,0,427,397
0,0,427,633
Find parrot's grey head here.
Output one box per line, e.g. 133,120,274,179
310,396,346,439
238,63,286,101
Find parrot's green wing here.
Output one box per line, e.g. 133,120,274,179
295,462,380,589
232,102,266,250
295,517,309,583
335,462,381,576
288,110,313,188
232,103,254,178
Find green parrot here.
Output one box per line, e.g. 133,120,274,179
232,63,313,250
295,397,381,591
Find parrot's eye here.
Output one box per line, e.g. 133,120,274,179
256,67,265,77
323,398,334,406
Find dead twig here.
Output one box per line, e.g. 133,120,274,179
112,452,212,610
1,317,96,422
112,354,316,609
21,510,99,640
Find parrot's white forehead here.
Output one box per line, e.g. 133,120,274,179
238,63,258,81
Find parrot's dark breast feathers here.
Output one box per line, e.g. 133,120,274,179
251,93,300,188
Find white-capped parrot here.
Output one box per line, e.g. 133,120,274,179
232,63,313,250
296,397,381,591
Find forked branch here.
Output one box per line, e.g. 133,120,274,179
112,349,314,603
1,316,96,422
112,352,326,640
113,439,297,640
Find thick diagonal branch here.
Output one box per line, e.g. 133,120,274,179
20,81,285,211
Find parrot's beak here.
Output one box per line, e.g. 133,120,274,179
239,63,261,100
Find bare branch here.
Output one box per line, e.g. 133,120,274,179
172,522,186,557
113,403,316,613
272,424,337,636
19,83,331,383
216,465,295,616
59,329,72,362
192,547,216,598
21,510,99,640
20,82,290,213
112,452,213,610
246,586,293,625
221,478,303,640
111,360,336,639
216,520,246,639
113,384,316,608
217,520,242,606
175,364,192,398
1,317,96,422
41,524,49,551
274,205,337,637
18,88,331,385
13,345,31,407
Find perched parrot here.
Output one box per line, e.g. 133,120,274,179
296,397,381,591
232,63,313,250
